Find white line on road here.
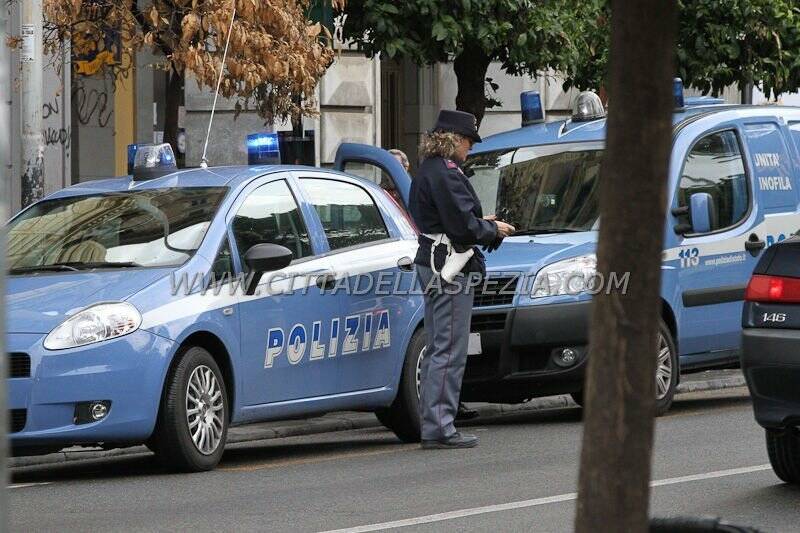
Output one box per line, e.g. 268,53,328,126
8,482,52,490
321,464,772,533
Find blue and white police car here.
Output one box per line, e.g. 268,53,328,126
7,143,425,471
335,80,800,415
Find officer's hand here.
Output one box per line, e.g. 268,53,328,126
495,221,516,237
483,214,497,221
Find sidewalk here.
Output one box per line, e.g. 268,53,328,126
8,369,746,469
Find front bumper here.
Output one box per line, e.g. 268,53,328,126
462,300,591,402
7,329,175,452
741,328,800,429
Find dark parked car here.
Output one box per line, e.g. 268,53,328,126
741,235,800,484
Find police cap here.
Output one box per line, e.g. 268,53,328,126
432,109,482,143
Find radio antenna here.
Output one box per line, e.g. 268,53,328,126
200,1,237,169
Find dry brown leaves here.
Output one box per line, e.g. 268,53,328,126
43,0,340,122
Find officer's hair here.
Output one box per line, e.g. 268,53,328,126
419,132,464,160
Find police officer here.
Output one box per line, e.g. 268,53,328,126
410,110,515,449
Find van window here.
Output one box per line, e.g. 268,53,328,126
677,130,749,233
232,180,311,268
301,178,390,250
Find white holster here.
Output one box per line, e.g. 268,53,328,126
423,233,474,283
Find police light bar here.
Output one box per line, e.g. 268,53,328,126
247,132,281,165
127,143,153,175
132,143,178,181
520,90,545,126
571,91,605,122
673,78,685,109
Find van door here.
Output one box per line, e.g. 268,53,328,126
333,143,412,207
670,127,764,362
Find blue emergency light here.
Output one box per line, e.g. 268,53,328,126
127,143,153,175
520,91,545,126
673,78,685,109
247,132,281,165
131,143,178,181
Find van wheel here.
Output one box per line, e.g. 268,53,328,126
570,320,678,416
655,320,679,416
151,346,228,472
375,329,424,443
766,428,800,484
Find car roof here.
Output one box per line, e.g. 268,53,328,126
45,165,363,200
471,104,757,154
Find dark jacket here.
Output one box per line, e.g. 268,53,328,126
409,156,498,276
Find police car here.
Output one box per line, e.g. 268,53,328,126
335,80,800,415
7,143,425,471
742,236,800,484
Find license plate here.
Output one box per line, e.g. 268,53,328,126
467,333,482,356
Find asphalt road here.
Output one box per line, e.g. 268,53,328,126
9,388,799,532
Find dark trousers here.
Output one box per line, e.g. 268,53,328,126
416,265,475,440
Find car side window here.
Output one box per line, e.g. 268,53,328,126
342,161,404,205
210,237,234,284
677,130,749,233
231,180,311,269
300,178,390,251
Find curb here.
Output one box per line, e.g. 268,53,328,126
8,374,747,470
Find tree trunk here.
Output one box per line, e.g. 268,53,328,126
574,1,676,532
453,44,491,128
163,68,184,159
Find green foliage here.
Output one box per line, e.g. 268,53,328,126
341,0,585,83
568,0,800,98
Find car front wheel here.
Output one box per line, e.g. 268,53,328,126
151,346,228,472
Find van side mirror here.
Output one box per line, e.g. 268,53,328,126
244,244,293,295
689,192,714,234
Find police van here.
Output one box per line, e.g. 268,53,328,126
7,143,426,471
335,80,800,415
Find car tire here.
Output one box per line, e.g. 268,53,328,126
151,346,228,472
766,427,800,484
570,320,678,416
375,328,424,443
654,320,679,417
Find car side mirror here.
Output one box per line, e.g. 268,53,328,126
244,244,293,295
689,192,714,234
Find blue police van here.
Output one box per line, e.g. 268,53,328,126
335,82,800,415
7,144,426,471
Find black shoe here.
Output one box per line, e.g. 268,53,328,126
456,402,479,421
421,432,479,449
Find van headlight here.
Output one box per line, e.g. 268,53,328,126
44,303,142,350
531,254,597,298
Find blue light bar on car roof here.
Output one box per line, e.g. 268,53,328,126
247,132,281,165
131,143,178,181
520,90,545,126
673,78,685,109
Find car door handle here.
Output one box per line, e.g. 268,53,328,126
397,256,414,272
315,272,337,290
745,233,765,256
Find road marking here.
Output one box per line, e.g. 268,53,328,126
320,464,772,533
220,445,410,473
8,482,52,490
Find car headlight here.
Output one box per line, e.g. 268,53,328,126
531,254,597,298
44,302,142,350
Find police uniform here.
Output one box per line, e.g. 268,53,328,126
409,110,501,448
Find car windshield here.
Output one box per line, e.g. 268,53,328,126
7,187,228,273
463,142,603,234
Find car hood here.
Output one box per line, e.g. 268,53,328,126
484,231,598,274
6,269,172,334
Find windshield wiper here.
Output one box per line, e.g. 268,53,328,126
514,226,586,236
9,261,142,274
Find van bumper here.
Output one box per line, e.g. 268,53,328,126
741,328,800,430
462,301,590,403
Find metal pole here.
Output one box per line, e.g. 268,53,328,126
19,0,44,208
0,1,11,528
